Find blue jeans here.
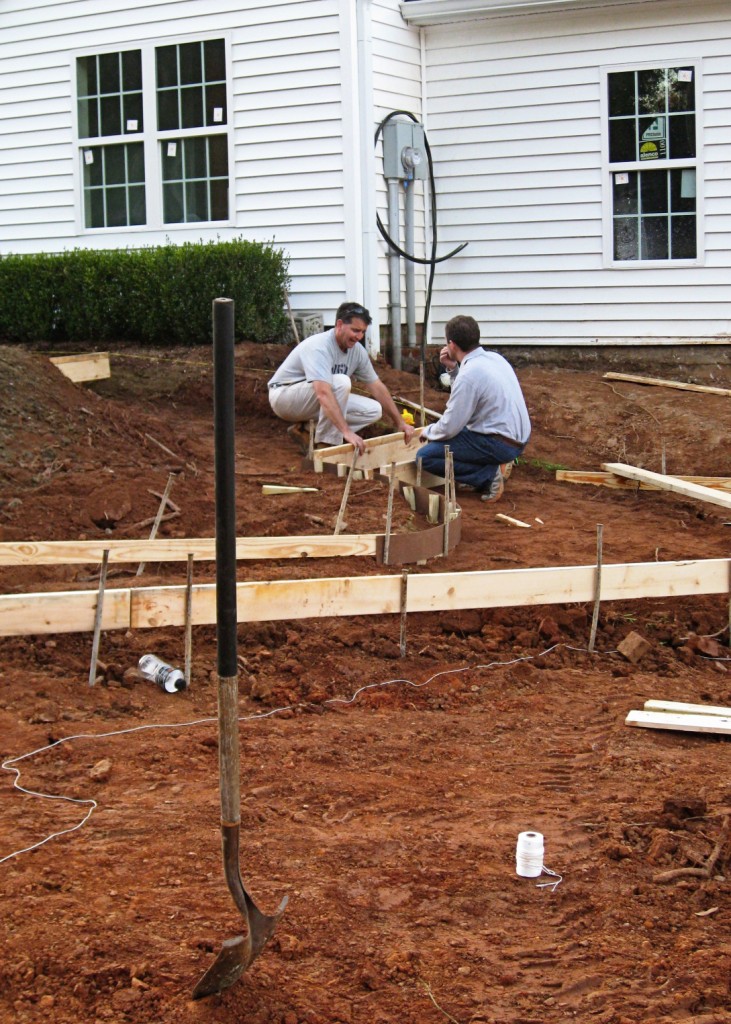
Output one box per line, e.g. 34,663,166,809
416,429,526,492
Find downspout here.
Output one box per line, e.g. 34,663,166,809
355,0,381,356
388,177,403,369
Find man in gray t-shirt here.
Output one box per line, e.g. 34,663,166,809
417,315,531,503
268,301,415,454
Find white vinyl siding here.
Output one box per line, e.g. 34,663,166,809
419,1,731,345
371,1,426,339
0,0,360,324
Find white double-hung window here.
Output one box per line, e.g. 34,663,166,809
602,63,701,265
74,37,231,231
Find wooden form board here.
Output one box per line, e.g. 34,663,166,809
0,535,379,566
313,429,424,472
604,372,731,398
602,464,731,511
626,710,731,735
1,557,727,637
50,352,111,383
556,471,731,494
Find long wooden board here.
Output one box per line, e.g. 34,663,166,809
50,352,111,383
644,699,731,717
0,535,379,566
1,557,727,637
602,464,731,510
0,588,131,636
557,471,731,494
626,710,731,735
604,372,731,397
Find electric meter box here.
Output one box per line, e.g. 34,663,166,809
382,120,427,180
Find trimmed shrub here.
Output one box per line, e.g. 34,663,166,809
0,238,290,346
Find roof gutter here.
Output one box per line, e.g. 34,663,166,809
400,0,664,26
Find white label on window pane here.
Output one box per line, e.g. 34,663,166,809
167,142,177,157
84,150,94,165
213,107,223,122
615,173,629,185
681,169,696,198
678,69,693,83
126,119,138,131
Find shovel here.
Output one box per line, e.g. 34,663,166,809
193,298,288,1000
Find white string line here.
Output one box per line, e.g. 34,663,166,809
0,642,611,865
536,866,563,892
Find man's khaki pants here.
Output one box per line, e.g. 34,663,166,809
268,374,382,446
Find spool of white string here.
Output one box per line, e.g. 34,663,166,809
516,831,544,877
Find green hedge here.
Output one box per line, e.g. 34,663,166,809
0,238,290,345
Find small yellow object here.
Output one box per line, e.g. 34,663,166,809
401,409,415,425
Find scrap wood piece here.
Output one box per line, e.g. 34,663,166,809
556,470,731,494
261,484,319,495
603,372,731,398
50,351,110,383
602,464,731,510
645,699,731,718
625,709,731,735
495,513,531,528
393,396,442,421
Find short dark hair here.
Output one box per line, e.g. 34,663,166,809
445,315,480,352
336,301,372,326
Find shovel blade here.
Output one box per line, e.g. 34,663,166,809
192,893,288,1000
192,935,249,1000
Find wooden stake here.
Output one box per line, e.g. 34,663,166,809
88,549,109,686
399,570,409,657
308,419,315,460
419,364,426,427
588,524,603,653
334,449,358,535
184,553,194,688
383,462,397,565
284,288,300,343
443,447,452,558
661,441,667,476
137,472,176,576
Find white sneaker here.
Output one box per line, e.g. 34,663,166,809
481,468,505,503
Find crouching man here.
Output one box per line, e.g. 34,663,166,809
417,315,531,502
268,301,415,455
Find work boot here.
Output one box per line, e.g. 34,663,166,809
481,467,505,503
286,422,310,455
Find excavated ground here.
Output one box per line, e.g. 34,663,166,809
1,340,730,1024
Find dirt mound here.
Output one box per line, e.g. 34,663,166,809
1,342,731,1024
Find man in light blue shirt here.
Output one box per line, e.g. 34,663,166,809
417,315,531,502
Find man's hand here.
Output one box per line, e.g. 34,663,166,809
439,345,457,372
400,421,416,444
343,428,366,456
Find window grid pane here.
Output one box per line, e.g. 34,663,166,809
77,50,143,139
77,40,229,230
82,143,147,228
156,39,227,130
607,66,696,165
612,168,696,262
161,136,228,223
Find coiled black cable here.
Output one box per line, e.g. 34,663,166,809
374,110,468,373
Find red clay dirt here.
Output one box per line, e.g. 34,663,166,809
1,341,730,1024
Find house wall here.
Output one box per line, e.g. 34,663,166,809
0,0,367,325
417,0,731,346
